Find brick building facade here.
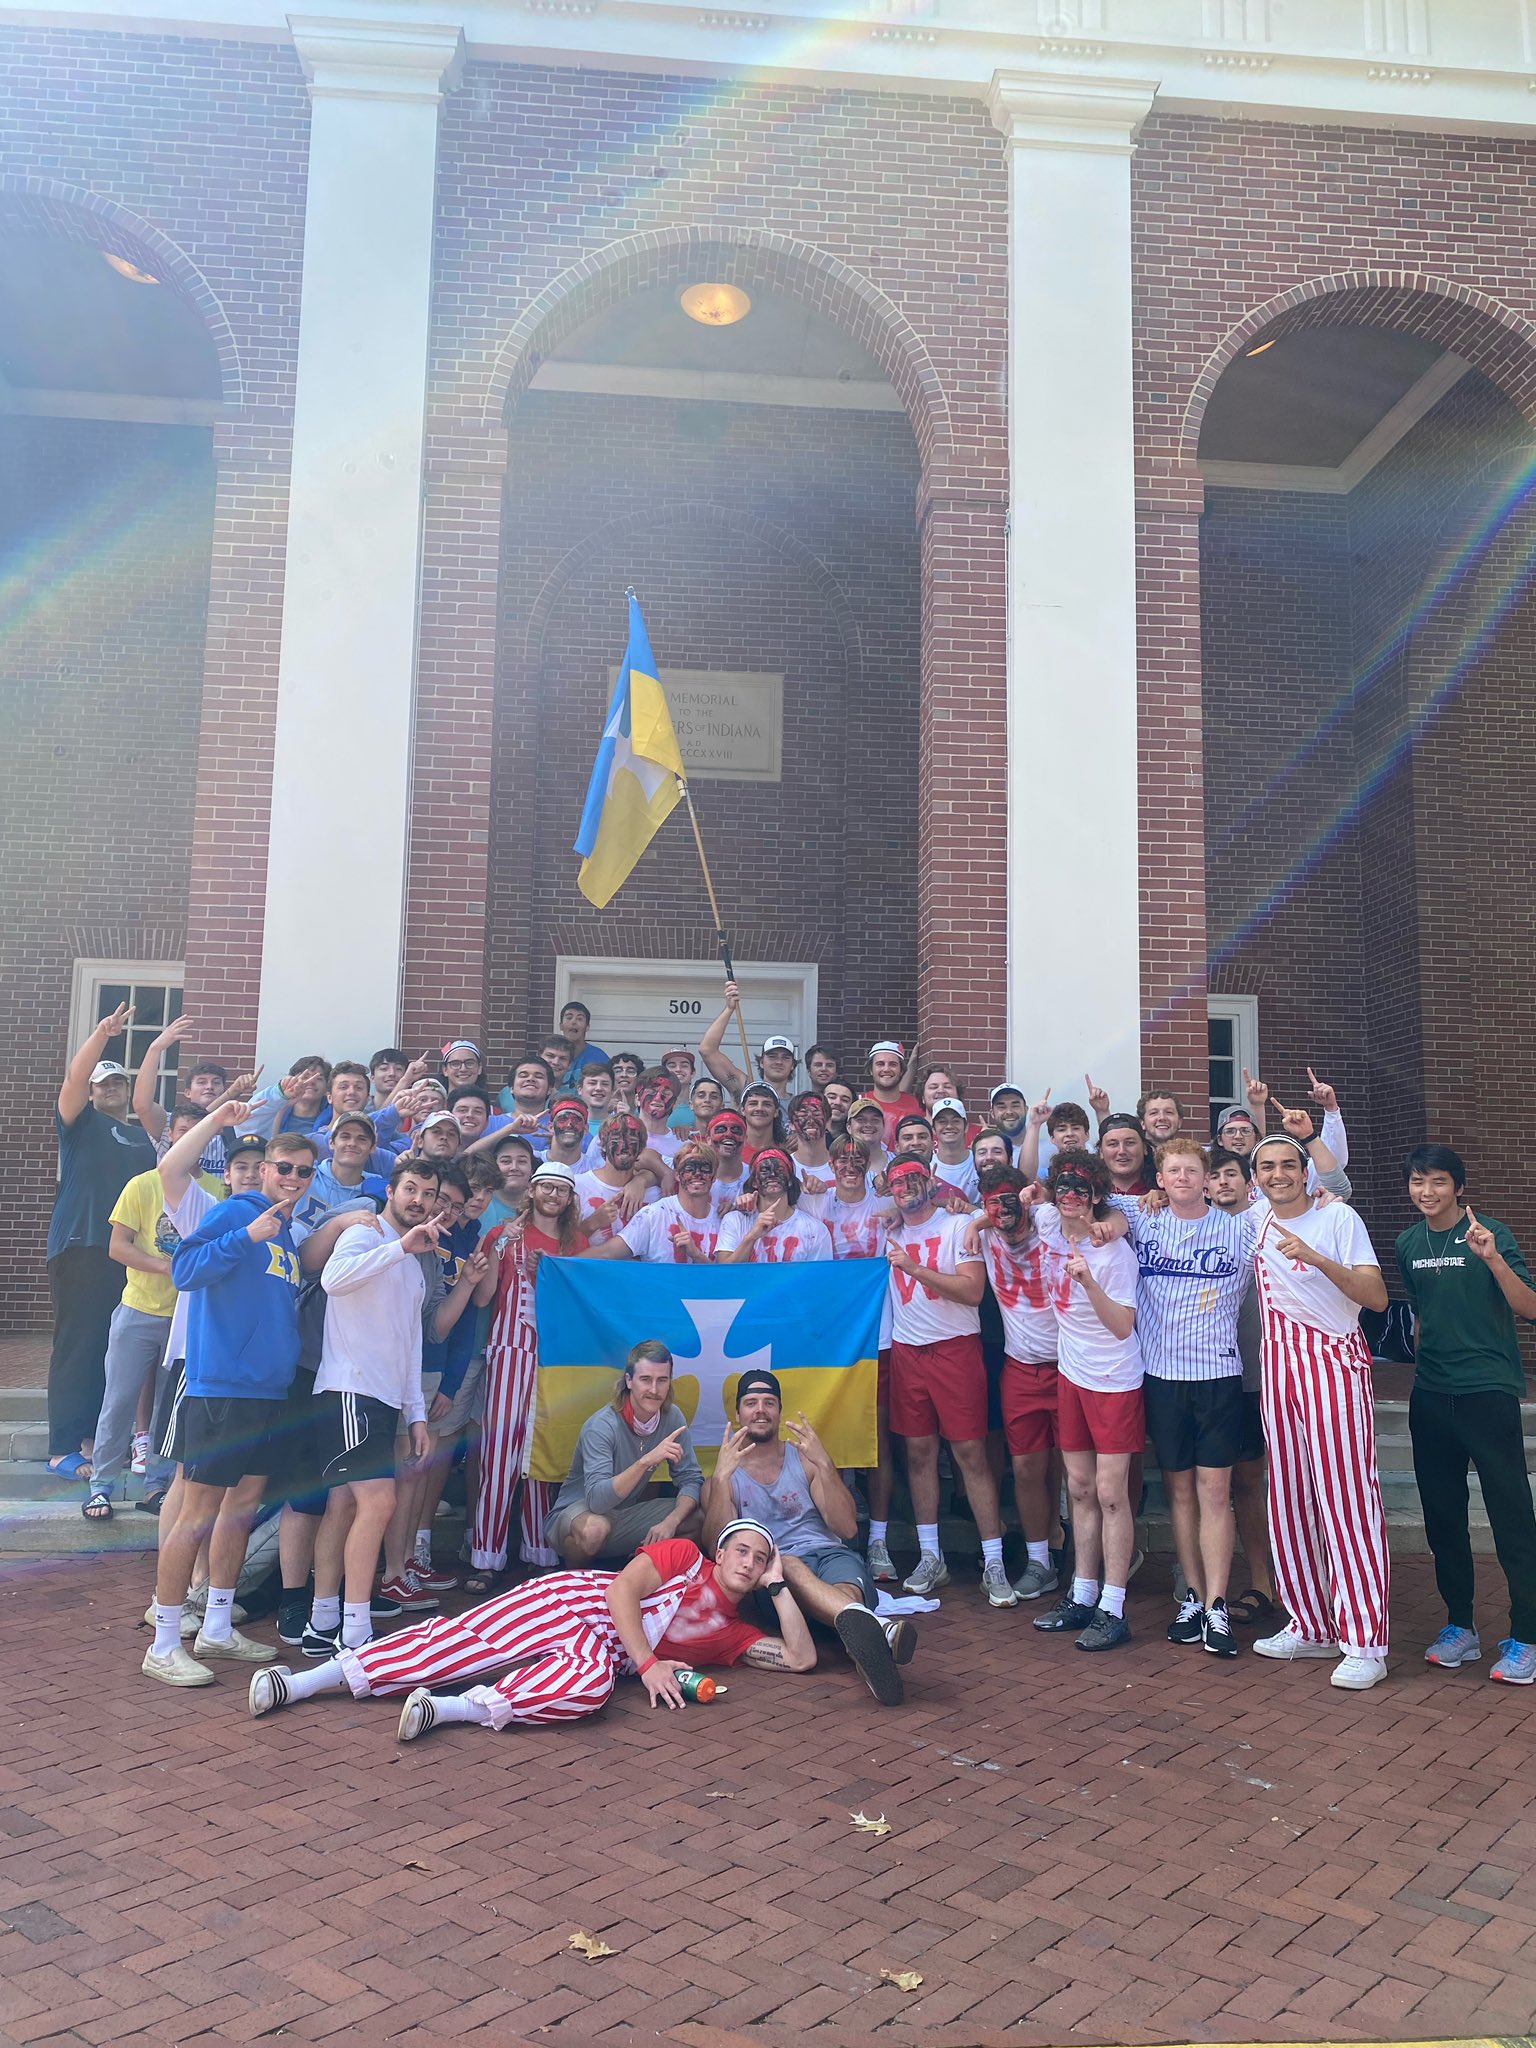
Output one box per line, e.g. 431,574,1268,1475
3,4,1535,1322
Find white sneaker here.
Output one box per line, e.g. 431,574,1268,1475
142,1645,215,1687
866,1539,897,1582
130,1431,151,1475
1254,1624,1340,1662
902,1552,950,1596
981,1560,1019,1608
1331,1653,1388,1690
398,1688,439,1742
193,1626,277,1664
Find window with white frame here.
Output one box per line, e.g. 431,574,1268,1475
1207,995,1259,1140
69,961,185,1111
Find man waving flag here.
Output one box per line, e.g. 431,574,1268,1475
574,592,686,907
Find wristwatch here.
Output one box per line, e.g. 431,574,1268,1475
762,1580,788,1597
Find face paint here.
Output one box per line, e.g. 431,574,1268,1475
1054,1173,1095,1204
983,1189,1022,1229
887,1166,929,1199
639,1084,676,1118
601,1117,645,1166
677,1156,715,1181
790,1098,826,1136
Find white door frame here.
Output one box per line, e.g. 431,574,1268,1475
553,956,819,1059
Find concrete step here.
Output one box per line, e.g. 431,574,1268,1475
4,1426,51,1463
0,1498,161,1554
0,1386,47,1424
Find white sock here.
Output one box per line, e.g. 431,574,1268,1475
869,1520,889,1546
981,1536,1004,1569
425,1691,483,1724
285,1658,347,1701
1099,1583,1127,1618
152,1602,184,1658
201,1586,236,1642
1027,1540,1051,1567
414,1529,433,1566
310,1595,341,1632
342,1601,373,1649
917,1523,940,1557
1072,1576,1099,1609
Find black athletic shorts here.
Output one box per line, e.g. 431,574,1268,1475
1143,1374,1245,1474
265,1366,329,1514
180,1393,286,1490
152,1358,188,1466
1236,1389,1266,1465
314,1390,402,1485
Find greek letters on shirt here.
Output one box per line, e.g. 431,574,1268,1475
265,1243,301,1286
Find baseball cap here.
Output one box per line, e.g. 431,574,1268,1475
868,1039,905,1058
441,1039,480,1059
661,1047,696,1069
931,1096,967,1120
1216,1104,1256,1133
531,1160,576,1188
847,1094,885,1121
330,1110,377,1140
90,1060,129,1085
761,1035,797,1056
225,1134,268,1165
420,1110,458,1131
735,1367,782,1406
988,1082,1027,1103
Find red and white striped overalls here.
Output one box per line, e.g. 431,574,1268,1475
1256,1215,1390,1657
336,1561,702,1728
469,1228,556,1572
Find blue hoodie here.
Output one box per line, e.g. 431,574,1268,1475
171,1189,303,1400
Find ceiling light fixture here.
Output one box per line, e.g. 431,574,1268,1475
102,251,161,285
1245,337,1277,357
680,282,751,327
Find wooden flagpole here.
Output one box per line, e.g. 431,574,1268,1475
676,774,758,1083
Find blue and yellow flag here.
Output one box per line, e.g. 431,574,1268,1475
529,1260,886,1481
574,593,686,908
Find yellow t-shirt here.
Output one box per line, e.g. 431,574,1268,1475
109,1169,181,1319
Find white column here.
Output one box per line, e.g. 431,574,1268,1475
256,18,464,1071
988,71,1157,1114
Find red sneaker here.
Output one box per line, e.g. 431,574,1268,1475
378,1574,438,1614
410,1561,458,1593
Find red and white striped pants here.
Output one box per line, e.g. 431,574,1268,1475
338,1573,625,1728
1260,1309,1390,1657
470,1327,556,1571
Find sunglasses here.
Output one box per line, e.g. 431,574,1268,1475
269,1160,315,1179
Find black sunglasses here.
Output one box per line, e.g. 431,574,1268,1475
269,1160,316,1179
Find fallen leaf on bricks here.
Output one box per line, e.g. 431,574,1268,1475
849,1811,892,1836
569,1931,614,1960
879,1968,923,1992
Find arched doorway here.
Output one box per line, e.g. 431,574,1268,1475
1192,279,1536,1231
463,231,1000,1090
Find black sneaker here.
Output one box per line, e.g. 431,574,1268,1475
1033,1593,1098,1633
1076,1607,1131,1652
1168,1591,1206,1646
370,1591,405,1620
1203,1598,1239,1658
276,1591,311,1646
299,1622,341,1659
835,1603,904,1707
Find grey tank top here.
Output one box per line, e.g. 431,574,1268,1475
730,1442,840,1551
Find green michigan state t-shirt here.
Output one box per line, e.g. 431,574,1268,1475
1395,1213,1532,1398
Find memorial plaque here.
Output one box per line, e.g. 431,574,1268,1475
610,668,783,783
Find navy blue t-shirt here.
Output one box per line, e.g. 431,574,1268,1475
423,1216,483,1396
48,1106,157,1259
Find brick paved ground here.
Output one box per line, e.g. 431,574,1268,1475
4,1550,1536,2045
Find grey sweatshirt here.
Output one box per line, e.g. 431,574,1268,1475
550,1399,704,1519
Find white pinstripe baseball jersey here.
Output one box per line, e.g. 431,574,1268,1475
1110,1195,1258,1383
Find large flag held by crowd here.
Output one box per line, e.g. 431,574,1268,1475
527,1259,886,1480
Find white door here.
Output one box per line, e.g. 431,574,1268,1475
553,957,819,1075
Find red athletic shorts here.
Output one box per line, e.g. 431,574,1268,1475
888,1335,988,1443
877,1346,891,1410
1001,1357,1059,1456
1056,1376,1145,1456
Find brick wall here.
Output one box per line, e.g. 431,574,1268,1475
0,417,215,1322
488,389,921,1072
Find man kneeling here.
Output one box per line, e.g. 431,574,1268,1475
248,1520,812,1737
545,1340,703,1565
704,1368,917,1706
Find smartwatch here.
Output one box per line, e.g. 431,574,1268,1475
762,1580,788,1597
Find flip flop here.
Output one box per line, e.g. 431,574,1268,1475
48,1453,92,1480
82,1491,114,1522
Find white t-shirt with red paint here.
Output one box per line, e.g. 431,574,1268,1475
619,1196,721,1264
886,1208,983,1346
1254,1201,1378,1337
716,1208,834,1264
802,1189,891,1261
1034,1207,1142,1392
574,1170,658,1247
710,1169,751,1220
982,1230,1059,1365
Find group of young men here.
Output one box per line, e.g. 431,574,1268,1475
41,981,1536,1737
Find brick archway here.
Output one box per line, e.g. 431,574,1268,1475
0,180,244,409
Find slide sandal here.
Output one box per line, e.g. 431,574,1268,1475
82,1491,114,1522
49,1453,92,1481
